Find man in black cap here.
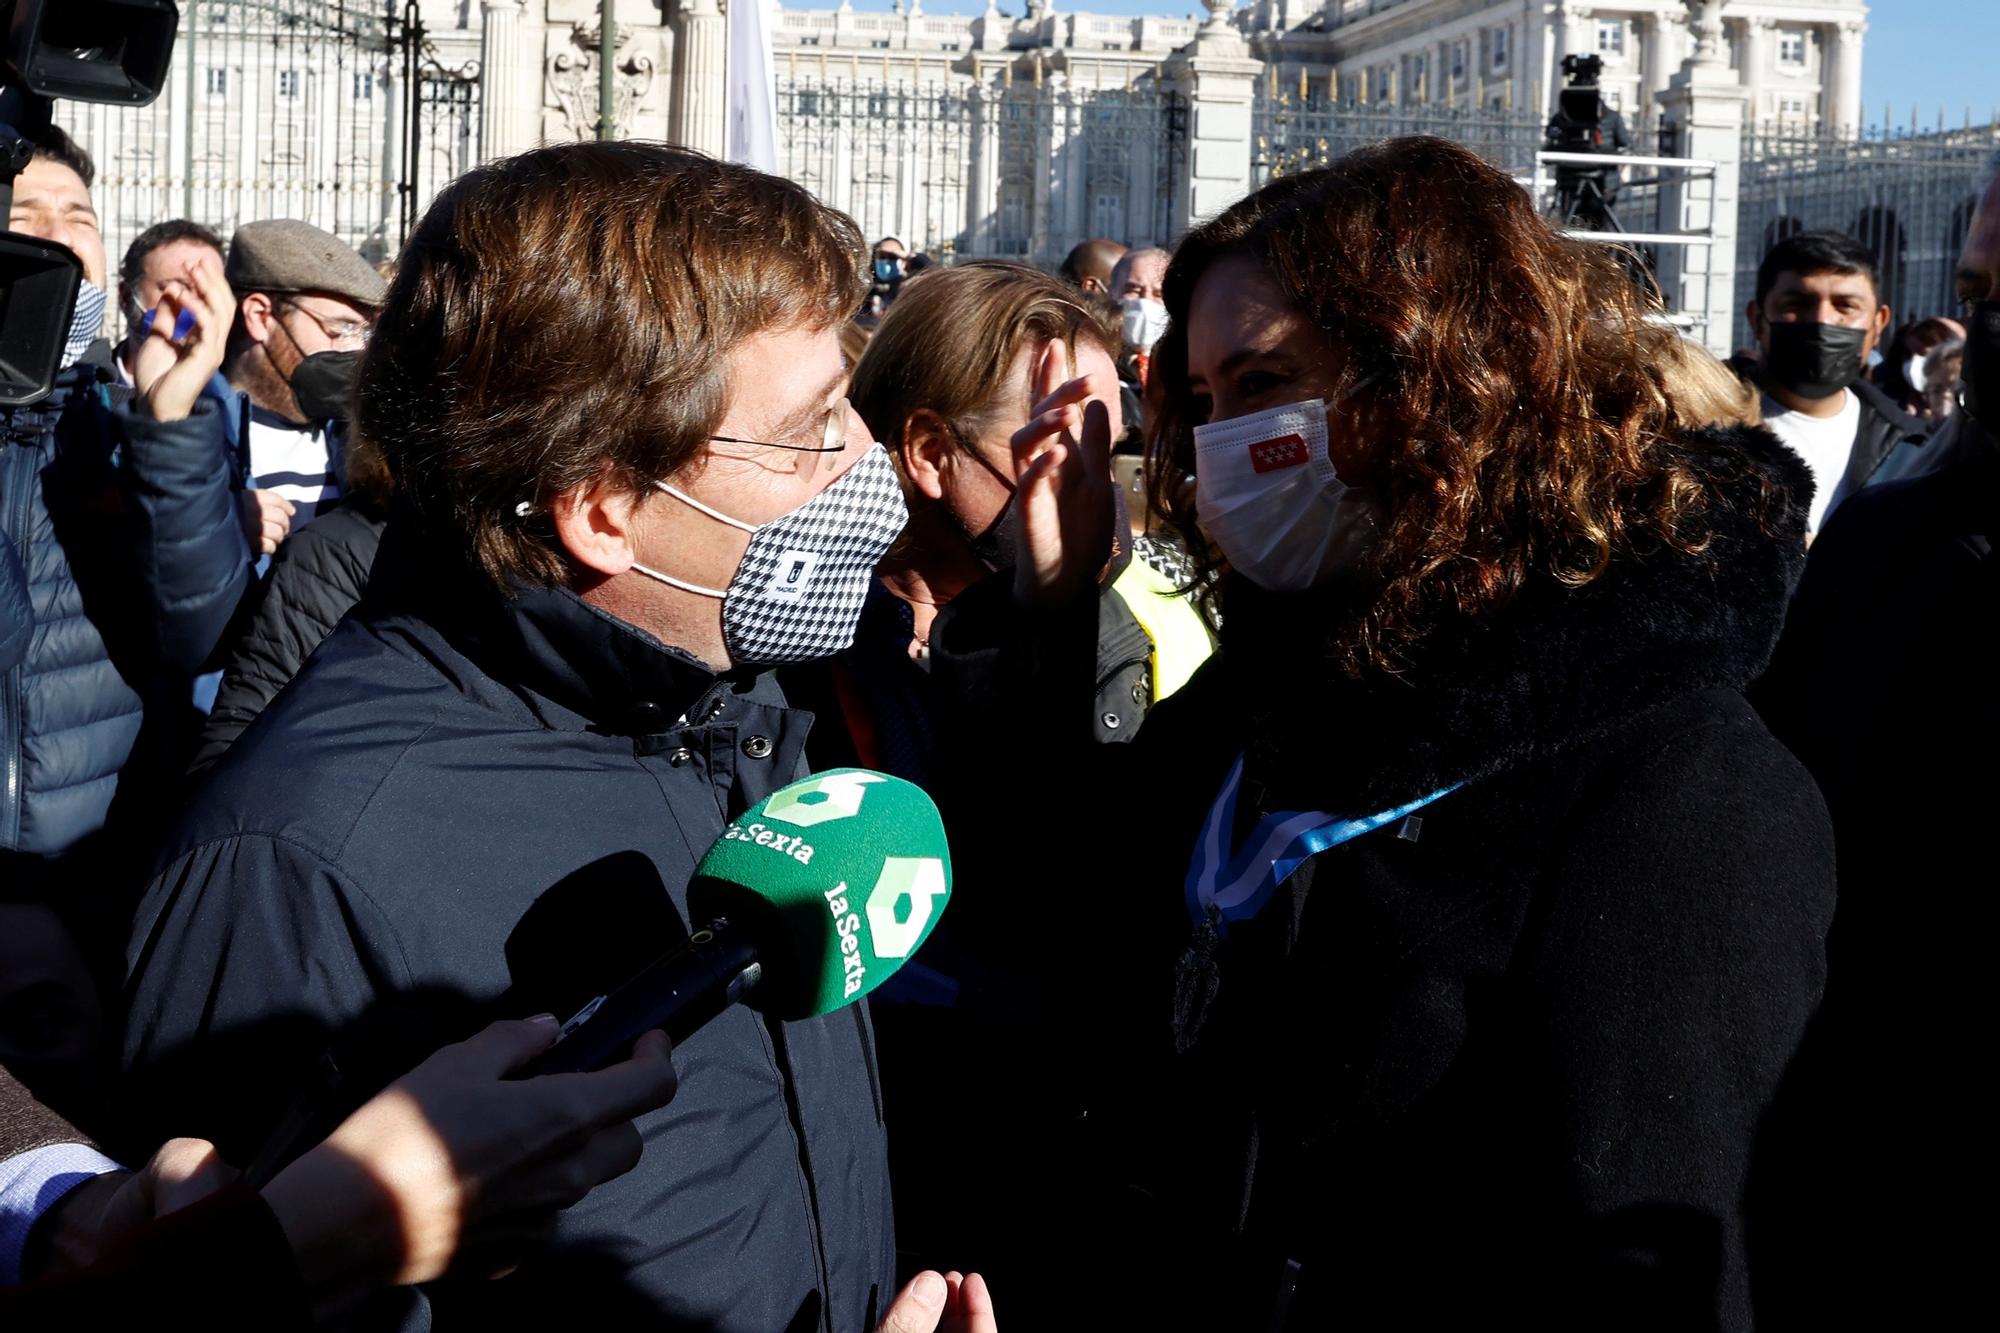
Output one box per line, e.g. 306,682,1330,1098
222,221,386,551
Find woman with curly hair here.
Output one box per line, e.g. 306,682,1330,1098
930,137,1831,1329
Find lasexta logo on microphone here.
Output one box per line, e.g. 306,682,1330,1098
692,768,953,1016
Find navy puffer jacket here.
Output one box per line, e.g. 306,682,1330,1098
1,351,250,858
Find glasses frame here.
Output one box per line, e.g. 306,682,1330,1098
279,298,371,347
709,403,847,454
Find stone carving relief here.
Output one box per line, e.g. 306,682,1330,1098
546,21,660,139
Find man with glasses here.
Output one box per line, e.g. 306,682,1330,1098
222,220,386,546
117,145,998,1333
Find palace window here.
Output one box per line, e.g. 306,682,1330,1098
1596,18,1624,57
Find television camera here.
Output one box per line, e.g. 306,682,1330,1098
2,0,179,406
1543,53,1632,233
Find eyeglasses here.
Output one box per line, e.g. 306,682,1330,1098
281,299,372,348
710,403,847,455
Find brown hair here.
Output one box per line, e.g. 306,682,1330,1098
1148,136,1730,674
850,260,1119,461
356,142,867,589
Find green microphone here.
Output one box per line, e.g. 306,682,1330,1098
528,769,951,1074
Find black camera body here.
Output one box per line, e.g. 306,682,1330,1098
2,0,180,405
1544,51,1630,232
1547,53,1613,154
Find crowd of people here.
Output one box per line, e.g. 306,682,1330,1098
1,115,1992,1330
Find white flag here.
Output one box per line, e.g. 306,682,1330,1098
726,0,780,172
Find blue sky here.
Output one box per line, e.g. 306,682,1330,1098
796,0,1989,130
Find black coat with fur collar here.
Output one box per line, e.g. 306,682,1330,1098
930,424,1833,1331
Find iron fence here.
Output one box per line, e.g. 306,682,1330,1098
52,0,477,299
1252,78,1552,185
776,71,1184,265
1736,119,1999,349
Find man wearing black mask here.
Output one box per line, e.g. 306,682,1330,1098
1744,229,1923,533
1749,154,2000,1329
221,221,385,551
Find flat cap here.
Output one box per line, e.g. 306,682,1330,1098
225,220,386,309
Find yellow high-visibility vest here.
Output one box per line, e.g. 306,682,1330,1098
1111,554,1214,703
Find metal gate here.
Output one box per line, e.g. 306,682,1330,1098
1736,119,1999,348
53,0,478,286
776,64,1186,265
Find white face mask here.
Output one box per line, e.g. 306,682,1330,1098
1193,392,1382,593
1121,298,1170,352
1904,352,1928,391
631,444,909,666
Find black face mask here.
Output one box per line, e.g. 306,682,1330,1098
289,349,362,422
946,425,1131,585
1762,321,1869,401
1959,300,2000,430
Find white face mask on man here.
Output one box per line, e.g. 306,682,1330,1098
1121,298,1170,352
1192,388,1382,593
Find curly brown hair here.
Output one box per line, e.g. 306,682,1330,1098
1146,136,1733,674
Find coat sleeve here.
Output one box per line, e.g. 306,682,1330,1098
188,523,370,776
1523,708,1836,1331
0,1185,310,1327
0,532,28,676
117,835,414,1167
927,573,1152,937
114,398,253,675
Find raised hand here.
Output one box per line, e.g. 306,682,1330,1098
1006,340,1116,609
133,256,235,423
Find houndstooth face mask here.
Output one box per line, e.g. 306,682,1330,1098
632,444,909,667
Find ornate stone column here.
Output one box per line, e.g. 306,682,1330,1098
1655,0,1750,356
480,0,526,162
675,0,728,156
1825,18,1865,135
1165,0,1262,234
1735,15,1771,125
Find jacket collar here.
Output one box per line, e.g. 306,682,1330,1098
1849,373,1930,439
365,517,736,733
1226,424,1813,815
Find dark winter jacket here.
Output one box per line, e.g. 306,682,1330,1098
188,502,385,775
778,573,1155,1278
1,350,250,862
1829,375,1932,500
780,575,1154,785
928,424,1835,1330
0,539,27,679
119,522,895,1333
1750,422,1998,1330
